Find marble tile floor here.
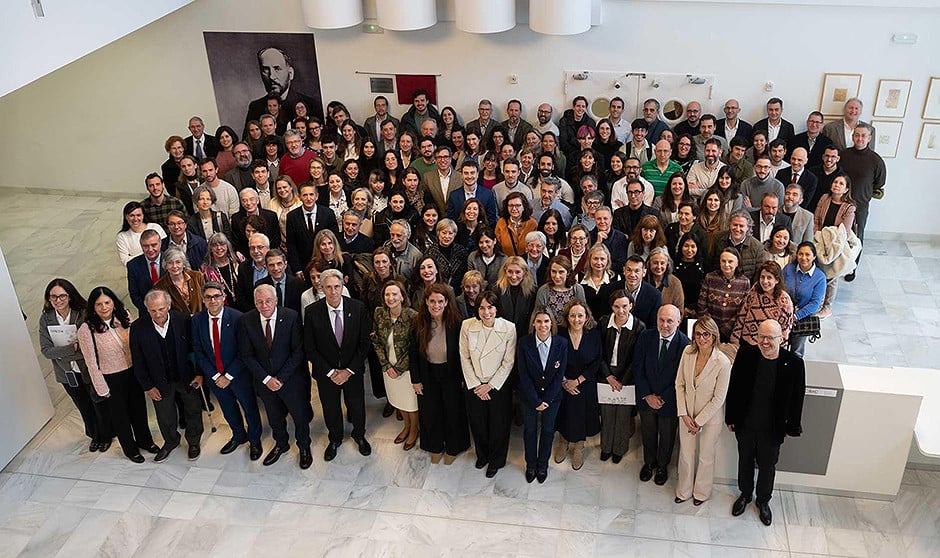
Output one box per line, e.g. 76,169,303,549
2,189,940,557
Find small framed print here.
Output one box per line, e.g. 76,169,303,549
915,122,940,160
819,73,862,116
923,77,940,120
873,79,912,118
871,120,902,158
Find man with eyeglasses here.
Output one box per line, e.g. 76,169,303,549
807,145,844,212
726,319,805,527
791,112,833,168
224,142,257,191
574,188,604,232
641,140,683,196
278,130,316,187
610,157,655,208
674,101,702,137
535,103,560,136
422,145,461,213
741,155,785,208
162,210,208,270
641,99,670,144
412,137,438,177
716,99,753,144
612,178,662,236
466,99,496,141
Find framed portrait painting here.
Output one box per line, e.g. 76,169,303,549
873,79,912,118
819,73,862,117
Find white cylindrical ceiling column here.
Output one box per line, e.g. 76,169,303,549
455,0,515,34
376,0,437,31
301,0,363,29
529,0,591,35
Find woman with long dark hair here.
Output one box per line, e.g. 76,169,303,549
39,279,112,453
77,286,156,462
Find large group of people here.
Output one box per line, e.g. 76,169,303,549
46,89,896,526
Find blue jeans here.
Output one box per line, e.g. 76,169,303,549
522,399,561,471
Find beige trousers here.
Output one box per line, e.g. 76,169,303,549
676,420,723,501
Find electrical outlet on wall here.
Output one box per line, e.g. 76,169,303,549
509,74,518,85
764,81,775,92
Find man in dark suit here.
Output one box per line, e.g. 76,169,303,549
446,160,499,225
726,319,805,526
776,148,818,212
285,184,338,277
236,233,269,312
339,210,374,255
130,290,204,462
162,211,208,271
716,99,753,144
244,47,323,126
790,112,833,168
128,230,165,317
304,269,373,462
622,256,662,329
230,188,281,256
753,98,795,151
633,304,690,486
612,179,662,236
184,116,220,160
256,249,304,314
363,96,400,144
237,284,312,469
590,206,628,272
192,282,263,460
749,192,793,243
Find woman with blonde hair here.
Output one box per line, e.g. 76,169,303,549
674,316,731,506
267,175,303,249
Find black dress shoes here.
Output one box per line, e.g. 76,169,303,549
89,441,99,452
693,498,705,506
220,438,247,455
654,467,669,486
675,496,688,504
140,443,160,454
475,458,487,470
299,447,313,470
354,437,372,457
525,468,537,483
485,466,499,478
382,402,394,418
639,464,655,482
263,445,289,466
536,469,548,484
249,443,263,461
188,445,201,461
731,494,752,517
127,453,145,464
600,451,611,461
757,501,773,526
324,442,340,462
98,439,112,453
154,445,175,463
611,454,623,464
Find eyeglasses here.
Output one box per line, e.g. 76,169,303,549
204,294,224,301
757,334,780,342
570,236,587,242
586,200,601,206
694,331,713,339
807,120,824,125
49,294,69,301
627,190,644,196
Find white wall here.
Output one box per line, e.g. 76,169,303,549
0,0,192,98
0,0,938,235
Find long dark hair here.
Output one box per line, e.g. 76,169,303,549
119,201,147,232
414,283,461,352
537,208,568,248
84,286,131,333
42,278,87,314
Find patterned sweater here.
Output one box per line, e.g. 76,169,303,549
731,289,794,346
697,272,750,341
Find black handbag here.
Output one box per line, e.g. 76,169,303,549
790,315,821,343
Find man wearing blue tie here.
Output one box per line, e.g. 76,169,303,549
192,282,263,461
634,304,690,486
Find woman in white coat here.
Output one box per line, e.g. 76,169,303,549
675,316,732,505
459,290,517,479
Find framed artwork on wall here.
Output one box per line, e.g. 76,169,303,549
923,77,940,120
871,120,902,158
915,122,940,160
873,79,912,118
819,73,862,116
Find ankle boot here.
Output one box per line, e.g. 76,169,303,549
571,441,585,470
553,434,568,464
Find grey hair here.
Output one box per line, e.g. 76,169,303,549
249,232,270,248
647,246,673,274
162,247,190,270
525,231,547,245
436,218,458,233
390,219,412,238
283,129,301,141
254,283,277,299
192,185,216,204
144,289,172,306
844,97,863,109
319,268,344,285
729,209,754,228
260,113,276,124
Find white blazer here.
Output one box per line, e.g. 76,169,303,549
459,317,517,391
675,346,732,426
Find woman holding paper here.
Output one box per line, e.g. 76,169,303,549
674,316,732,506
39,279,112,453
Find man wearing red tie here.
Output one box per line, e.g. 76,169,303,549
192,282,263,460
127,229,165,317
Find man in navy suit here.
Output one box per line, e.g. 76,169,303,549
192,282,263,460
255,249,305,314
716,99,753,144
162,211,208,270
285,184,338,277
790,112,833,168
128,229,165,316
184,116,220,160
237,284,312,469
726,320,805,526
622,256,662,328
634,304,690,486
130,290,204,462
590,206,628,272
446,160,498,225
753,98,796,150
775,148,818,212
304,269,373,462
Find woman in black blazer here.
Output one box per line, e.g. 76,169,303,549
409,283,470,464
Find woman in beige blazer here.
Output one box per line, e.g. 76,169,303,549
459,290,517,478
675,316,732,505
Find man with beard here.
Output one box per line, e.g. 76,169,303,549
278,130,316,186
674,101,702,137
535,103,559,136
641,99,670,143
245,47,323,125
741,155,785,208
502,99,535,149
225,142,256,191
807,146,844,212
528,152,575,207
693,114,728,159
612,179,661,236
687,138,726,197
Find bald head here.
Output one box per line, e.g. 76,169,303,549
790,147,808,172
686,101,702,125
657,304,681,338
654,139,672,163
757,319,784,359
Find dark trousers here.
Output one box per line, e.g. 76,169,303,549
63,381,111,443
103,368,154,457
418,364,470,456
855,203,870,244
639,410,678,468
209,375,263,445
152,381,204,448
735,425,781,504
789,335,808,358
316,371,365,445
522,399,560,471
465,385,512,469
258,375,311,448
367,348,388,399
